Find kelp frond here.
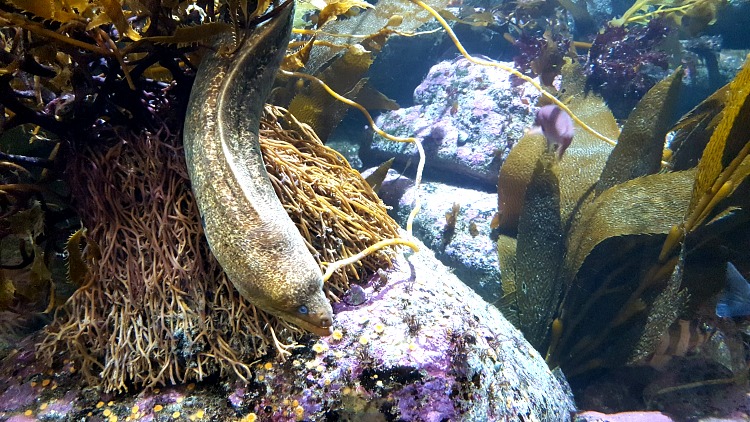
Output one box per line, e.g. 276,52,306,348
660,54,750,262
497,49,750,376
611,0,726,30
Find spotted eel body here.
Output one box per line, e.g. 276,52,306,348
183,3,333,336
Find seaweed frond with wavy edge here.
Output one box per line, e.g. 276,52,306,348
4,0,146,41
497,52,750,376
659,53,750,263
286,47,373,140
37,104,404,392
611,0,726,32
596,68,683,194
275,0,451,140
0,128,74,320
497,62,619,234
511,152,565,350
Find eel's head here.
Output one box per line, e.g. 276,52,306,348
261,268,334,337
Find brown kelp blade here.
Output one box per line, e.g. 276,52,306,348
555,63,618,227
364,158,395,193
668,84,730,171
687,54,750,223
496,134,546,233
627,248,688,366
513,153,565,351
288,63,371,140
282,0,450,141
659,55,750,263
551,170,694,371
597,68,683,194
552,235,682,374
496,63,618,233
566,170,695,282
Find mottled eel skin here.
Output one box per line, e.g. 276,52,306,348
183,3,333,336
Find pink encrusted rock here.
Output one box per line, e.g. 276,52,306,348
268,237,575,421
366,57,543,188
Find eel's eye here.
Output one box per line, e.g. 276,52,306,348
298,305,309,315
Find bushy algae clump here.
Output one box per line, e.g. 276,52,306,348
38,105,401,392
0,0,413,392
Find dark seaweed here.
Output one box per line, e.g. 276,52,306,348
585,19,674,117
513,30,572,86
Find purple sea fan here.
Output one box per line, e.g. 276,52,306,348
532,104,574,159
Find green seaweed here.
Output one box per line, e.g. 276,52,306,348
611,0,726,32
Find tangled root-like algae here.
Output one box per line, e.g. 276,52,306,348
37,105,401,392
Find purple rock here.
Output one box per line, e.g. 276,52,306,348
369,57,541,187
0,382,36,412
6,416,36,422
576,411,675,422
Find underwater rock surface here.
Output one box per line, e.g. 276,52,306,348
0,238,573,421
384,172,501,305
366,57,539,188
362,165,501,304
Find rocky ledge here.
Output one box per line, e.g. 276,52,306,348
0,238,573,422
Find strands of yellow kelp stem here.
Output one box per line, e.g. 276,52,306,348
410,0,618,148
292,27,441,38
321,238,420,282
279,69,426,236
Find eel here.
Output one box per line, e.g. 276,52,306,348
183,2,333,336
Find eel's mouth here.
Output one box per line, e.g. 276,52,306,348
287,316,333,337
268,307,333,337
300,321,333,337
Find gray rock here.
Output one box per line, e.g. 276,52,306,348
364,57,539,189
374,172,502,305
706,0,750,49
678,47,750,116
